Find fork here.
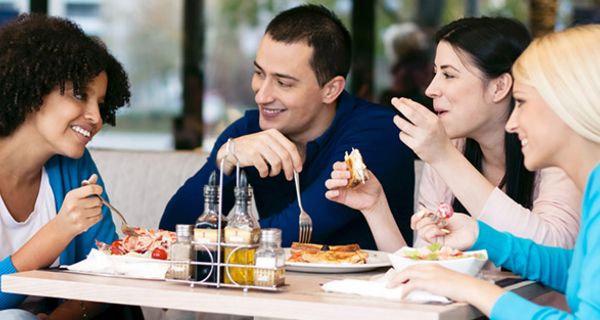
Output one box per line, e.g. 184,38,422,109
82,179,137,236
294,170,313,243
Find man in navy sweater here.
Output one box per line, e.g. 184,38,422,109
160,4,414,249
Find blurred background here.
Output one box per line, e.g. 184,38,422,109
1,0,599,152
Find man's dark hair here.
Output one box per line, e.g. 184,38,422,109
0,13,130,137
265,4,352,87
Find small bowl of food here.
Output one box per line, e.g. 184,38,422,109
388,243,488,276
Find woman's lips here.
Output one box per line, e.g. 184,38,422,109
71,125,92,143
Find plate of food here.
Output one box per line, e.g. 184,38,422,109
95,227,176,260
285,242,391,273
63,227,176,279
388,243,488,276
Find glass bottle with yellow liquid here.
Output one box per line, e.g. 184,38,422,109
224,171,260,285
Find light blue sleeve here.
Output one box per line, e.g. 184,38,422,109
472,221,572,292
481,165,600,319
0,257,26,309
1,150,118,310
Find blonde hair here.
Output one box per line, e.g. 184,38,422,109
513,24,600,143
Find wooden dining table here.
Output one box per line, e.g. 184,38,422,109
1,268,548,320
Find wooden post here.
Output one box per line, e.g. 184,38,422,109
175,0,205,150
530,0,558,37
350,0,375,101
29,0,48,14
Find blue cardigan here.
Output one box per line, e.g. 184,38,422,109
473,163,600,319
160,90,415,249
0,149,118,309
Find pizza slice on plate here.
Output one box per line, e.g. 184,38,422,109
288,242,368,264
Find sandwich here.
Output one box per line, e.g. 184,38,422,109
344,148,369,188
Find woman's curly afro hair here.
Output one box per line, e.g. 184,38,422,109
0,13,131,137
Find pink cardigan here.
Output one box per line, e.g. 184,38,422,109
417,163,581,248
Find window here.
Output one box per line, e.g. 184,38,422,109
51,0,183,150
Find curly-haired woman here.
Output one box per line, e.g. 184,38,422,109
0,14,130,319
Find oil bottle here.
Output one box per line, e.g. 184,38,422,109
224,171,260,285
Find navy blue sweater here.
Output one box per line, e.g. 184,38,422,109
160,91,415,249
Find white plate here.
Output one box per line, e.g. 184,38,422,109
388,247,488,277
63,249,170,280
284,248,391,273
57,268,166,281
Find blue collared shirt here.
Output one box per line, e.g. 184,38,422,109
160,91,415,249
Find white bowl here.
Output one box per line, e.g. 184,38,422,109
388,247,488,276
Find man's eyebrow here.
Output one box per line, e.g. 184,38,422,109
254,61,300,82
274,73,299,82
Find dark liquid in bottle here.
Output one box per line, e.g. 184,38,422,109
194,220,226,283
195,249,221,282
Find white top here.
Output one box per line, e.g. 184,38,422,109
0,168,59,267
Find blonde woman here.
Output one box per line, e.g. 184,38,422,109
393,24,600,318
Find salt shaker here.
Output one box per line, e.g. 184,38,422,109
166,224,194,280
254,228,285,287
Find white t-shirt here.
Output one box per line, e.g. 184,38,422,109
0,168,59,267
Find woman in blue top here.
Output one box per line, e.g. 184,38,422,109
0,14,130,319
390,25,600,319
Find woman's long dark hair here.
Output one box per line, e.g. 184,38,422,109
435,17,535,213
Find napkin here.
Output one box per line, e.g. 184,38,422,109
64,249,170,279
321,269,450,304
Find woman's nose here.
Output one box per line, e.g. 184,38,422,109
85,102,102,126
505,107,519,133
425,77,440,98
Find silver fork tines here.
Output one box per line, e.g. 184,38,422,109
82,178,136,236
294,170,313,243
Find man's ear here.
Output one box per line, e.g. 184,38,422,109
491,72,513,103
321,75,346,104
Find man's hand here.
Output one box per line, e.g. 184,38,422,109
216,129,303,180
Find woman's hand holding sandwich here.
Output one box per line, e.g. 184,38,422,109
325,148,408,251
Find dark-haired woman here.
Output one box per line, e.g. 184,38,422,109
0,14,130,319
325,17,580,252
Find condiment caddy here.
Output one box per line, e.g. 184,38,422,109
165,139,286,292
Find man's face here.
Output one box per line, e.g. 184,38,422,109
251,34,329,143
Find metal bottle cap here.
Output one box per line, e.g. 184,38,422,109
175,224,194,238
260,228,282,244
204,171,219,200
234,171,250,200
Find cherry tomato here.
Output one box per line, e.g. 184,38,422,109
110,240,126,255
151,247,168,260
